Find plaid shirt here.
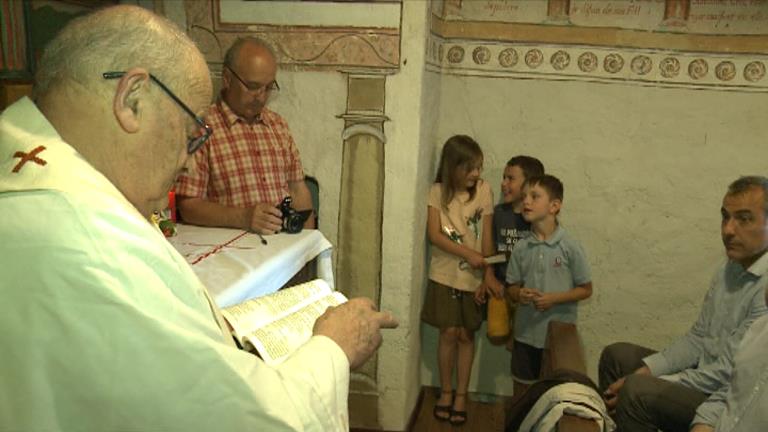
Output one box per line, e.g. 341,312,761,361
176,100,305,207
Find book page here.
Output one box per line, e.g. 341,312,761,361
245,292,347,365
222,279,331,338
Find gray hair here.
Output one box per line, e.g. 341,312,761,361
34,5,207,101
223,37,276,69
727,176,768,214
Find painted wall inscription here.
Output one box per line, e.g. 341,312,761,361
688,0,768,34
570,0,666,30
434,0,768,36
443,0,548,23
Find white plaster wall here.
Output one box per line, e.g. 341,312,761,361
425,75,768,393
378,1,436,429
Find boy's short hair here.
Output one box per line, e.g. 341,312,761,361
507,156,544,180
526,174,564,202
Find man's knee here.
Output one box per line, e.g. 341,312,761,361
613,375,662,431
618,374,657,408
599,342,633,390
600,342,637,368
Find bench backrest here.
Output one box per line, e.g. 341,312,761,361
542,321,600,432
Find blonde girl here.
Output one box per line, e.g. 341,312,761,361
422,135,496,426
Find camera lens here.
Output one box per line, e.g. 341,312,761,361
285,214,303,233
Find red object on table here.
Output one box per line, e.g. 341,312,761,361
168,190,177,222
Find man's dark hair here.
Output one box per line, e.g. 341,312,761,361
727,176,768,215
526,174,564,203
507,156,544,180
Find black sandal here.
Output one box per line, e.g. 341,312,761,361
449,409,467,426
449,392,468,426
433,389,453,422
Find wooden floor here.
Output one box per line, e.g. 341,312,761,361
408,388,510,432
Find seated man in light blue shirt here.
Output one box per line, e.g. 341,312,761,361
690,284,768,432
599,176,768,432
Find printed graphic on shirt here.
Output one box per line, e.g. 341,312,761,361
497,227,530,254
443,225,464,244
467,208,482,239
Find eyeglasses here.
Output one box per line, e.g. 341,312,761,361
225,64,280,94
102,71,212,154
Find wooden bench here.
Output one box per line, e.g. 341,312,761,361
540,321,600,432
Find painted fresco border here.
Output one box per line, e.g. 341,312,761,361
426,35,768,92
431,15,768,56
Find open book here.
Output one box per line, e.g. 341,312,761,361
222,279,347,365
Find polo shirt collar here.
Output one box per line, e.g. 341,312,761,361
746,249,768,277
528,224,564,246
217,97,274,128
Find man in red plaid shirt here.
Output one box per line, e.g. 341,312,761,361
176,38,314,234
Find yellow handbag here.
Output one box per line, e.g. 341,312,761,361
487,295,510,341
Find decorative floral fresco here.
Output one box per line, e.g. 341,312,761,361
429,0,768,92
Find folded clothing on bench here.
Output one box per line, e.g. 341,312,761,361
505,369,614,432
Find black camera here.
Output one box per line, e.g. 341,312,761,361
277,196,312,234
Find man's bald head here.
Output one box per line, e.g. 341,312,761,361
223,37,276,71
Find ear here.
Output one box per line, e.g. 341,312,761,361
550,199,562,215
112,68,150,134
221,68,232,91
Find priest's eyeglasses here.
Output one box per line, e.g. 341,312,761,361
102,71,212,154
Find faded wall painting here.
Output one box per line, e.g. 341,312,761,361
185,0,401,71
428,0,768,91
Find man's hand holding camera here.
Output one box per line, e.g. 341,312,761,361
277,196,312,234
246,203,283,235
246,196,312,235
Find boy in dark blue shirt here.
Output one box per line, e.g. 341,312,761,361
486,156,545,296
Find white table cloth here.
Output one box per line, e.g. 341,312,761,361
169,224,334,308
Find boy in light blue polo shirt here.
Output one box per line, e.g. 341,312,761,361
506,174,592,385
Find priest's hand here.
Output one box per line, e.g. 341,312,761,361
313,297,399,370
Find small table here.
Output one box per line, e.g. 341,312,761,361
169,224,334,308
